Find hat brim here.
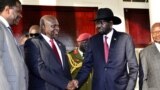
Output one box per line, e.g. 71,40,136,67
93,16,121,25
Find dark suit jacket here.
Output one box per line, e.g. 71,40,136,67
24,35,72,90
76,30,138,90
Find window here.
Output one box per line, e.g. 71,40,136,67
123,0,148,2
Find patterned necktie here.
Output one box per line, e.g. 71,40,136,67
104,36,109,63
50,39,62,64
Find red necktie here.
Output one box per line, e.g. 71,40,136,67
50,39,62,64
104,36,109,63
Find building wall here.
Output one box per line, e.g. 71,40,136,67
20,0,149,32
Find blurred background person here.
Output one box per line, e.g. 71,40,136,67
139,22,160,90
67,33,92,90
18,24,40,57
28,25,40,38
19,33,29,46
19,33,29,57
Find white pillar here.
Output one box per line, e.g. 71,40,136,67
149,0,160,27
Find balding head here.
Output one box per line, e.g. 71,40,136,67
151,23,160,31
29,25,40,33
29,25,40,38
40,15,60,39
151,22,160,43
40,15,57,22
40,15,57,32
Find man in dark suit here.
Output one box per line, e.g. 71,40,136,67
24,15,73,90
72,8,138,90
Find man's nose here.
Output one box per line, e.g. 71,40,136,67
96,25,102,30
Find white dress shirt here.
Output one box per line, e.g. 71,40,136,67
0,16,11,33
155,42,160,53
103,29,114,48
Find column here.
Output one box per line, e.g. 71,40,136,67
149,0,160,27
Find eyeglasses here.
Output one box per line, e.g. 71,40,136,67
29,33,39,37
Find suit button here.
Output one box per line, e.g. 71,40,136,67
104,68,107,71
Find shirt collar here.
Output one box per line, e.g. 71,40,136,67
155,42,160,52
41,33,51,42
0,16,10,27
103,29,114,39
155,42,160,46
78,47,83,57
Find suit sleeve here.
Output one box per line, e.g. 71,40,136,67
24,40,70,89
24,39,42,78
139,51,148,90
76,40,93,87
125,35,139,90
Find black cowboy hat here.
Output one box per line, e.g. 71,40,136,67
94,8,121,25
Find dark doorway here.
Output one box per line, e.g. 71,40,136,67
124,8,151,48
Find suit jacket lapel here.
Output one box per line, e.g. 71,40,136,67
56,40,71,71
152,44,160,61
94,31,118,64
109,30,118,54
39,35,53,53
39,36,65,68
55,40,66,68
39,35,60,65
94,34,106,64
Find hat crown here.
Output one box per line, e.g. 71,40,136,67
94,8,121,25
96,8,114,19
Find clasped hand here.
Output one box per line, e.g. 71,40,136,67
66,80,79,90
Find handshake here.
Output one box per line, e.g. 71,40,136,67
66,79,79,90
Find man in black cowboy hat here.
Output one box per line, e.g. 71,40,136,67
71,8,138,90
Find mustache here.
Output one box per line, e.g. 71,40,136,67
97,27,112,35
98,28,107,35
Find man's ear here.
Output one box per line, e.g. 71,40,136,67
41,23,46,34
4,6,10,14
42,24,45,30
